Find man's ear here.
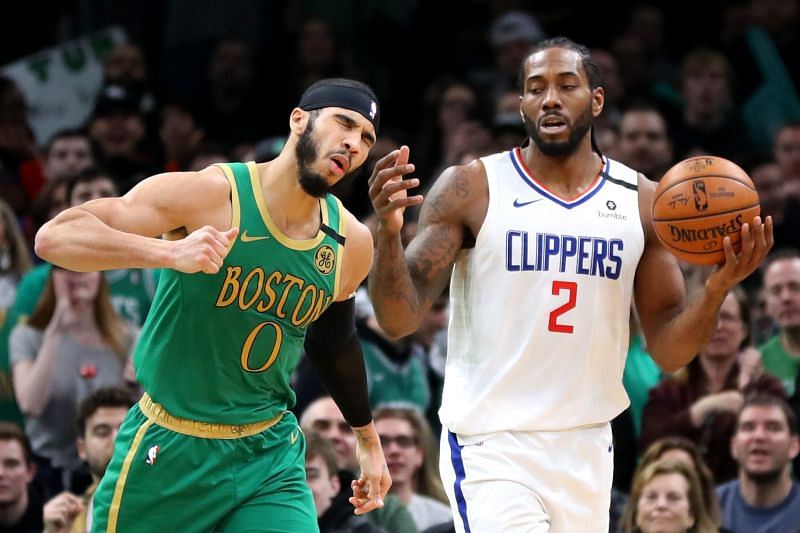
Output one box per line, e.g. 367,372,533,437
290,108,309,136
592,87,605,118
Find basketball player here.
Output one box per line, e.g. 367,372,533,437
35,78,390,532
367,38,773,532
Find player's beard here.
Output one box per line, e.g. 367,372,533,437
294,119,332,198
525,101,594,157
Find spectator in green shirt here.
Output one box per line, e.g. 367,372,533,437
760,248,800,396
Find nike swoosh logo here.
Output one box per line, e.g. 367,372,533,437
241,230,270,242
513,198,542,208
290,430,299,445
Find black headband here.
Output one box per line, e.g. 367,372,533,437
299,83,380,133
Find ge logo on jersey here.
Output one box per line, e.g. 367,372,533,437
314,245,336,275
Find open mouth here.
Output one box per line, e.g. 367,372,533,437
330,154,350,174
539,115,567,133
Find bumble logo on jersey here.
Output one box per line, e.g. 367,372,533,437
505,231,624,279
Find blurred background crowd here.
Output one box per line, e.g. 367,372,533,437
1,1,800,532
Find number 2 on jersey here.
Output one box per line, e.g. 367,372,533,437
548,281,577,334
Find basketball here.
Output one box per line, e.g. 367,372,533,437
652,156,760,266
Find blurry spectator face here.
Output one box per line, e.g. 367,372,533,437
77,406,127,479
763,258,800,329
70,176,118,206
635,473,695,533
496,91,521,116
305,454,339,517
376,417,422,487
104,44,147,85
439,85,477,133
0,84,27,125
731,404,799,480
53,269,101,306
301,398,357,471
629,7,665,50
612,37,647,93
412,296,448,348
47,181,69,221
751,0,798,33
497,39,536,75
298,19,335,70
209,41,253,90
595,127,619,160
750,162,785,216
773,126,800,179
682,63,730,119
617,110,672,178
658,449,696,469
703,292,746,359
46,136,93,181
189,153,228,172
0,439,33,507
89,110,145,158
591,50,623,105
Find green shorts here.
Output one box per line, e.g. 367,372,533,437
92,394,317,532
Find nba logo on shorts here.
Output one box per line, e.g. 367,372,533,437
145,445,160,465
692,181,708,211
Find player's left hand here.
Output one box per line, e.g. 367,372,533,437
706,215,773,294
348,422,391,515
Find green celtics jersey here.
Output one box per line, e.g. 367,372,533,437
135,162,346,424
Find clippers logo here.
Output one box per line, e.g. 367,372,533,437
369,101,377,119
692,181,709,211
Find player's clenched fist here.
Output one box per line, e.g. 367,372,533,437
170,226,239,274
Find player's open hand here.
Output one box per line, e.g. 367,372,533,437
170,225,239,274
368,145,423,236
707,216,773,294
348,422,391,515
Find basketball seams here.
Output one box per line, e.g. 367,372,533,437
653,203,760,222
653,175,756,205
656,236,742,255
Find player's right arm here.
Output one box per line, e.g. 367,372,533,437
35,166,238,273
368,146,481,339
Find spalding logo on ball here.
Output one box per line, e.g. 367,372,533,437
652,156,760,266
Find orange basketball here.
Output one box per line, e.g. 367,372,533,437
652,156,760,266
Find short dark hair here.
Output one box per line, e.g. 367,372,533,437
77,387,135,436
65,166,118,203
305,431,338,478
0,422,33,465
738,393,798,435
518,36,602,92
45,128,91,157
763,247,800,275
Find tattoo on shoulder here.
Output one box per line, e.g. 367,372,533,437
454,169,469,198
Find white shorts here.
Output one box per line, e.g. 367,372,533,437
439,424,614,533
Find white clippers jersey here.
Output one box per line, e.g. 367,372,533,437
440,148,645,435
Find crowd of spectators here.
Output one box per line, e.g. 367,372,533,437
1,1,800,532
